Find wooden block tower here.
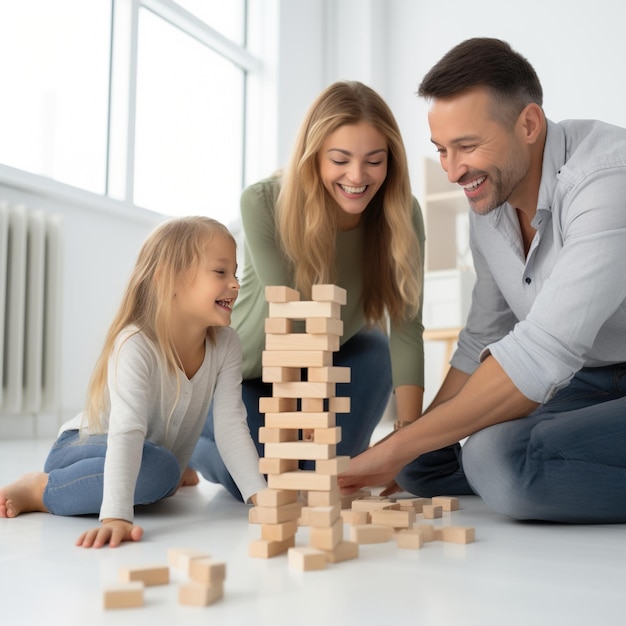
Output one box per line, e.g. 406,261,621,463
248,284,359,569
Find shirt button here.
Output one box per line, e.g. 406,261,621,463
525,277,532,284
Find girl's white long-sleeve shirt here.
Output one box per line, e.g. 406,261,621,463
60,325,266,522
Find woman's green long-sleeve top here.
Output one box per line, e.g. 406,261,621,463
231,176,426,390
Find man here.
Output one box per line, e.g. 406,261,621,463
338,38,626,523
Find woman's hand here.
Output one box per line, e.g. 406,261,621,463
76,518,144,549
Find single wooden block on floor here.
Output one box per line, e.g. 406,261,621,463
178,581,224,607
265,285,300,303
119,565,169,586
103,581,144,610
396,529,424,550
261,520,299,541
323,541,359,563
422,504,443,519
258,457,299,475
349,524,393,544
167,548,210,573
431,496,460,512
351,499,398,513
189,558,226,585
414,523,435,542
256,487,299,508
288,546,327,571
370,508,416,529
394,497,429,513
311,284,347,304
339,489,372,509
309,519,344,551
441,526,475,544
249,536,295,559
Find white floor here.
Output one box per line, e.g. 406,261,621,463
1,436,625,626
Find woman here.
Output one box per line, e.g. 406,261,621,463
191,81,425,497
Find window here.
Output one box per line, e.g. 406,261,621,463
0,0,251,227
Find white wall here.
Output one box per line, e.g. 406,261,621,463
2,0,626,436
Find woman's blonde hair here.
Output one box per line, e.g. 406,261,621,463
277,80,422,325
83,216,235,432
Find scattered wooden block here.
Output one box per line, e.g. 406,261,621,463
349,524,393,544
189,558,226,585
413,524,435,542
394,497,429,513
167,548,210,573
396,529,424,550
339,489,371,509
103,581,144,610
119,565,169,586
288,546,327,571
178,581,224,606
370,508,416,529
422,504,443,519
431,496,460,512
441,526,475,544
265,285,300,302
249,536,295,559
351,499,398,513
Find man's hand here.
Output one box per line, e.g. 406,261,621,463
76,518,144,549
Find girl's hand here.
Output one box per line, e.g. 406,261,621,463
76,518,144,548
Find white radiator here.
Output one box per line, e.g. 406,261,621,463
0,202,62,415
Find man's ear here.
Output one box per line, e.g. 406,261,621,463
518,103,544,144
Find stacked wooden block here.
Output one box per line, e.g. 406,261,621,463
248,285,359,570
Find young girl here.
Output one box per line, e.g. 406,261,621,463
189,81,425,496
0,216,266,547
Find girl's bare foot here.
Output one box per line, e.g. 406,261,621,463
179,467,200,488
0,472,49,518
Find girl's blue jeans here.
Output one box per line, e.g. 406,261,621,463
396,362,626,523
190,328,393,501
41,431,180,516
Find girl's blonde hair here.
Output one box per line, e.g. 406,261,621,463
84,216,235,432
277,80,422,325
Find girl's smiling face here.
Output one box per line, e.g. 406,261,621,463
318,121,388,230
